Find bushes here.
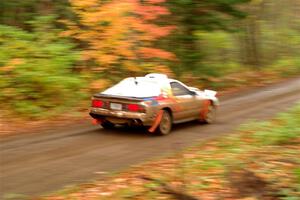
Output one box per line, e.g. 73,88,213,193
240,103,300,146
0,16,85,118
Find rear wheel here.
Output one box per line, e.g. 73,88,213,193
157,110,172,135
101,121,115,129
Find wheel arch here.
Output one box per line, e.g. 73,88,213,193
162,107,173,120
206,98,219,107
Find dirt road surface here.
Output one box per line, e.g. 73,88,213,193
0,78,300,199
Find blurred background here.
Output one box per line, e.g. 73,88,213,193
0,0,300,121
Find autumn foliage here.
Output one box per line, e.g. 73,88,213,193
2,0,300,119
64,0,175,77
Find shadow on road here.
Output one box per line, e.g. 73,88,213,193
94,120,212,138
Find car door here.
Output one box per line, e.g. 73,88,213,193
170,82,200,122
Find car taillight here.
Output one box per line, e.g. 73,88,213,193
92,100,103,108
127,104,145,112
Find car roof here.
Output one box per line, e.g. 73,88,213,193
143,74,190,89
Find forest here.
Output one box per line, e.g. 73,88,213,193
1,0,300,119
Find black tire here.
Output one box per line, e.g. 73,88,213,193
203,104,216,124
101,121,115,129
157,110,172,135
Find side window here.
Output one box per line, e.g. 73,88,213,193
170,82,191,96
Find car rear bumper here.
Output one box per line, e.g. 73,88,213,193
89,108,153,125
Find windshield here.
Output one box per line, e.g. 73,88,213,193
102,77,162,98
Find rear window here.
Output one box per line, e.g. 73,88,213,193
102,77,162,98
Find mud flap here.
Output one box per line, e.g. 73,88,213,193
200,100,211,121
148,110,164,133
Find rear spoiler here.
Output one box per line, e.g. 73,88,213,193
93,94,150,102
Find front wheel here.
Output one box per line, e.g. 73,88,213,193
157,110,172,135
202,104,217,124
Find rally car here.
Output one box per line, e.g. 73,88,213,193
89,73,219,135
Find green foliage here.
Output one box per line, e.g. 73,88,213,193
2,193,29,200
0,0,73,30
115,188,137,198
279,189,300,200
264,58,300,77
166,0,249,75
240,104,300,146
195,31,241,76
294,168,300,184
0,16,84,118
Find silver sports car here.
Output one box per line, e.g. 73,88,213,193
90,73,219,135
